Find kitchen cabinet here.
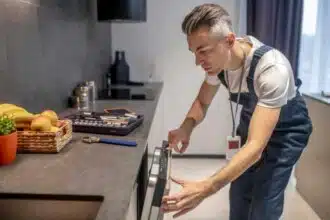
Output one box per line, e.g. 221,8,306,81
296,95,330,219
126,183,138,220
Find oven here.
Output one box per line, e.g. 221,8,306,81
140,140,172,220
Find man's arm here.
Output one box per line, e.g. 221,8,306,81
180,80,220,135
205,63,291,192
207,105,281,193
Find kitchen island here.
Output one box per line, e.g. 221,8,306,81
0,82,163,220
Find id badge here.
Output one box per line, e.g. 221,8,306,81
226,136,241,160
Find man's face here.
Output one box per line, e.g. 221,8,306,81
187,26,231,75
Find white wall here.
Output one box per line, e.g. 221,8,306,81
111,0,246,155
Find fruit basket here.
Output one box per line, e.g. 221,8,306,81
17,120,73,153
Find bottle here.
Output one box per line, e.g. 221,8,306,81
110,50,130,85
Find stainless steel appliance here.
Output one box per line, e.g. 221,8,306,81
141,141,172,220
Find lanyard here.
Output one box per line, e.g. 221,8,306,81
225,48,247,137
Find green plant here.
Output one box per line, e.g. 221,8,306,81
0,115,16,136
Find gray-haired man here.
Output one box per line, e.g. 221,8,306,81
162,3,313,220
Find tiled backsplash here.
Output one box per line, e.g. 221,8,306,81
0,0,112,112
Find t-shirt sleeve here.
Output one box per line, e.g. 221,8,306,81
256,64,290,108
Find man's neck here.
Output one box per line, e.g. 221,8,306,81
227,40,252,71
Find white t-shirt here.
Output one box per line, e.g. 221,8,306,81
205,36,296,108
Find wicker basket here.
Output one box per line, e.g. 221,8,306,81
17,120,73,153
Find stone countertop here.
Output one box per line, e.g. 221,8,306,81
0,82,163,220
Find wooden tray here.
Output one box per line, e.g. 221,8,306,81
17,120,73,153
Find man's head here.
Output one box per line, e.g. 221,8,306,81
182,4,235,75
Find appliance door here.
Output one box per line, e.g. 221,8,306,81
141,141,171,220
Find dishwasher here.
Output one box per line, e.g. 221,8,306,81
141,141,172,220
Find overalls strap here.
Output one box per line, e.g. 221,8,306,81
217,45,273,91
217,70,227,88
246,45,273,96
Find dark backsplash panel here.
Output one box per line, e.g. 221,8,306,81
0,0,112,112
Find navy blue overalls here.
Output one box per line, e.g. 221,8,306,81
218,45,313,220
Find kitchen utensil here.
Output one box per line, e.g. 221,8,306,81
74,85,90,110
82,136,137,147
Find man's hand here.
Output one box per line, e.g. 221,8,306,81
168,128,191,153
161,177,214,218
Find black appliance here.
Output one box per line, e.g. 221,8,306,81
107,51,129,86
106,50,144,87
141,141,172,220
97,0,147,22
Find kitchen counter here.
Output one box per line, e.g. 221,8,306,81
296,95,330,219
0,82,163,220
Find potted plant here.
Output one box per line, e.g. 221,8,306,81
0,115,17,165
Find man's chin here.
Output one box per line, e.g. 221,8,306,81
206,70,217,75
206,68,222,75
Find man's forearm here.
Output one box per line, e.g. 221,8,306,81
180,81,219,135
207,141,264,194
180,99,209,134
180,117,197,135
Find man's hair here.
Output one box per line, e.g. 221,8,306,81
181,4,233,39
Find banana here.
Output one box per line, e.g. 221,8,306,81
0,103,16,109
0,104,27,116
3,108,27,116
11,111,35,122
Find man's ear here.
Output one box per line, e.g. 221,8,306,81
226,32,236,48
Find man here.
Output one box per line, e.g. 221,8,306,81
162,3,313,220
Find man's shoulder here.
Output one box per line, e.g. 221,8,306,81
254,48,293,88
248,36,293,91
246,35,293,72
243,36,296,108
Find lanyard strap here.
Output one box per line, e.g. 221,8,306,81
226,70,244,137
226,46,247,137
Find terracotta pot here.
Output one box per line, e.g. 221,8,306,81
0,131,18,165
